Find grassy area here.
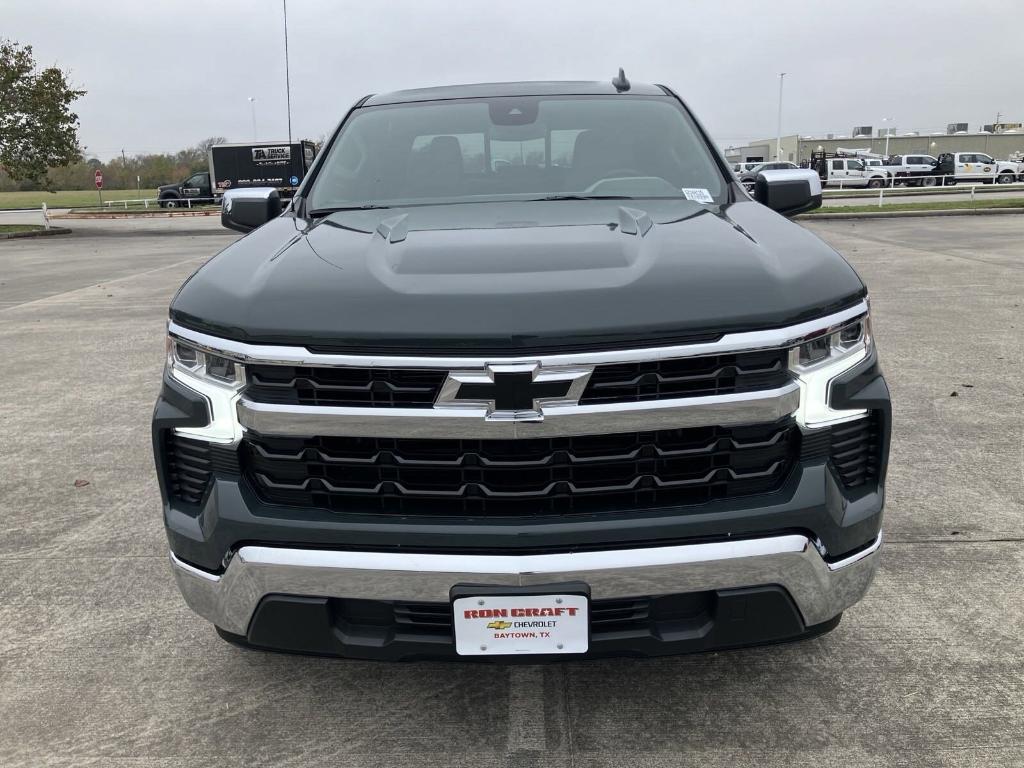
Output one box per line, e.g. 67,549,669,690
0,189,158,210
0,224,44,234
809,197,1024,215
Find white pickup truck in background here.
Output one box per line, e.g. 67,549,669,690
936,152,1021,185
881,154,940,187
814,157,891,188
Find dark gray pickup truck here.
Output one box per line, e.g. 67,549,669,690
154,74,890,660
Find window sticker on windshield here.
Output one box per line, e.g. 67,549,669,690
682,188,714,203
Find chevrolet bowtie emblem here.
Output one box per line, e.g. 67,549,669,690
435,363,592,421
486,620,513,630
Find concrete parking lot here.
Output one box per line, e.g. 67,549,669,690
1,215,1021,767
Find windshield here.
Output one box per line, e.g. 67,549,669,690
307,96,726,211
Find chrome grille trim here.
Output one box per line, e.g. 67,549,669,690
236,383,801,439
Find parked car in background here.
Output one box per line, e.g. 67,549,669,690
813,157,891,188
158,141,319,208
739,161,798,191
881,154,939,186
158,171,213,208
936,152,1019,185
732,161,764,176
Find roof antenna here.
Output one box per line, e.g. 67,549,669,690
612,67,630,92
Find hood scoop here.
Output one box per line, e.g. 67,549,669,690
376,213,410,243
618,206,654,237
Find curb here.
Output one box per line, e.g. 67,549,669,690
0,227,73,240
801,207,1024,221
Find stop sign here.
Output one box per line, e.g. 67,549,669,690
94,169,103,189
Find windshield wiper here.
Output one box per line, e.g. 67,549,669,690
308,204,392,217
525,194,637,202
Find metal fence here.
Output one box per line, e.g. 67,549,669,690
96,196,220,210
821,175,1024,208
823,170,1024,191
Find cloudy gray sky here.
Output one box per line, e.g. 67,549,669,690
6,0,1023,160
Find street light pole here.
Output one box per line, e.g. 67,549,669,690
283,0,293,144
248,96,258,140
775,72,786,161
882,117,895,157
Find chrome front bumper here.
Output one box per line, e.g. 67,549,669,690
169,533,882,637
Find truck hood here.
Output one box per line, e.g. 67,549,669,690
170,199,865,352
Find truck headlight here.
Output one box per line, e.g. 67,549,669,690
166,336,245,444
790,313,872,428
168,338,244,387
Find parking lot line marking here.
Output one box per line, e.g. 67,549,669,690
0,254,208,313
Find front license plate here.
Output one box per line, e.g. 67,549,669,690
453,594,589,656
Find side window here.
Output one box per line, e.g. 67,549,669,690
185,174,205,187
848,160,864,171
978,155,994,164
832,159,843,171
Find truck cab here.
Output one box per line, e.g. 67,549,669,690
157,171,214,208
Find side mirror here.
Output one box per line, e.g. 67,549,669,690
221,188,282,233
753,169,822,217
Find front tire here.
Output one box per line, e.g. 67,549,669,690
997,172,1014,184
867,178,884,189
944,176,957,186
163,198,180,209
920,176,937,187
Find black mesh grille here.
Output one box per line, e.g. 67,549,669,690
165,434,240,504
829,413,882,488
579,349,791,404
338,593,709,641
243,349,792,409
242,420,798,517
245,365,447,408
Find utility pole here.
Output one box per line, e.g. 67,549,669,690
283,0,293,144
775,73,786,161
